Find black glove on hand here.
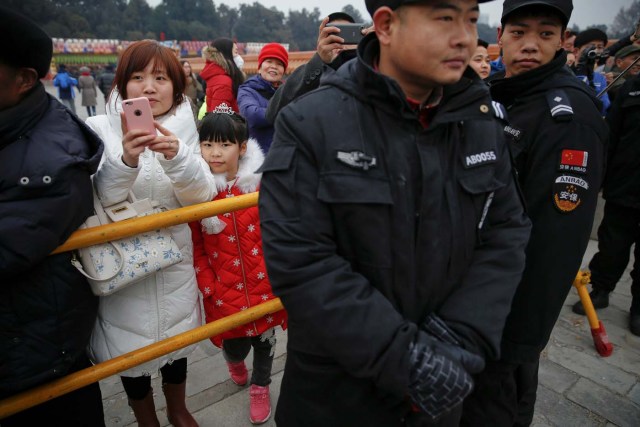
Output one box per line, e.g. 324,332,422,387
407,331,475,420
421,313,485,374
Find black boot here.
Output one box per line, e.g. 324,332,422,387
630,299,640,337
572,289,610,315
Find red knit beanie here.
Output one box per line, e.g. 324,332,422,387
258,43,289,70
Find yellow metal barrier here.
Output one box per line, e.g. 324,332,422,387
0,191,287,419
52,192,259,254
0,298,284,419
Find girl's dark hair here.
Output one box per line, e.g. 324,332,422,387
211,37,245,96
477,39,489,49
199,112,248,144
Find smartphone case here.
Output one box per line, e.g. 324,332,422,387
122,97,156,135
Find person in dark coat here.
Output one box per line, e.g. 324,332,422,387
265,11,371,124
238,43,288,153
571,73,640,336
0,7,105,426
97,63,116,102
461,1,607,425
258,0,531,425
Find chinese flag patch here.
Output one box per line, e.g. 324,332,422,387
561,149,588,167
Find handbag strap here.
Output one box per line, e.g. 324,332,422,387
91,183,110,225
71,242,126,281
91,184,140,225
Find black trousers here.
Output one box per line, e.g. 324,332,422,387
460,358,540,427
1,354,105,427
223,328,275,387
120,357,188,400
589,202,640,303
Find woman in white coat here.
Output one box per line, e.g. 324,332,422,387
86,40,215,427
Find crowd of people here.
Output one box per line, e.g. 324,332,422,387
1,1,639,426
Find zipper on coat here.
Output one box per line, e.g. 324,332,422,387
230,205,258,336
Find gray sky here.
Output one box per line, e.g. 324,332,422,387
147,1,634,29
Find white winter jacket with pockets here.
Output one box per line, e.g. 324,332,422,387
86,93,216,377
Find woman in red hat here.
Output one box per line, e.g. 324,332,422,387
237,42,288,153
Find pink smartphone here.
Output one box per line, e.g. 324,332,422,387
122,97,156,135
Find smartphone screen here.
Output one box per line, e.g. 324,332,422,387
122,97,156,135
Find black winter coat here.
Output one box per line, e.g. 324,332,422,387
603,74,640,209
0,85,103,398
490,51,608,362
258,34,531,426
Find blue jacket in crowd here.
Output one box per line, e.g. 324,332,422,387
238,75,277,153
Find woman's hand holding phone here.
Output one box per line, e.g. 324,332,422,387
120,112,156,168
147,122,179,161
120,96,179,166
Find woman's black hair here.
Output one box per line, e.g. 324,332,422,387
198,112,248,144
477,39,489,49
211,37,245,97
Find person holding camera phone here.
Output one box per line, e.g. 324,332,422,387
265,12,374,124
86,40,216,427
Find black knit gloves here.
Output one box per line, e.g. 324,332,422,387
407,314,484,419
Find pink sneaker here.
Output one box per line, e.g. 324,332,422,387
227,361,248,386
249,384,271,424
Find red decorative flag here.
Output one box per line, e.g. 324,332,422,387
561,149,588,167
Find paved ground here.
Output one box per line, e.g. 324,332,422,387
43,82,640,426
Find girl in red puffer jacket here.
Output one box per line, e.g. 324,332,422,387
189,107,286,424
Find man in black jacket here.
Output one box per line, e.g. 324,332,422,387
461,1,607,425
572,74,640,336
265,11,369,123
0,7,105,426
259,0,531,425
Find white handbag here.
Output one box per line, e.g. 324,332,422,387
71,186,183,296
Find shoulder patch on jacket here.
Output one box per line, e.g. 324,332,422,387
546,89,573,122
491,101,507,121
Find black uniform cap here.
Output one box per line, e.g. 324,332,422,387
501,0,573,27
366,0,495,17
0,7,52,78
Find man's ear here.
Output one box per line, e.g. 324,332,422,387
16,68,39,96
497,26,504,48
372,6,395,46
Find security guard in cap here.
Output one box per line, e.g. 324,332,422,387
461,1,607,425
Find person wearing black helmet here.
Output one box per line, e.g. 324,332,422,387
0,6,105,426
461,1,607,425
259,0,531,425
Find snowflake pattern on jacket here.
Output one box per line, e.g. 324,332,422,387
189,138,287,347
